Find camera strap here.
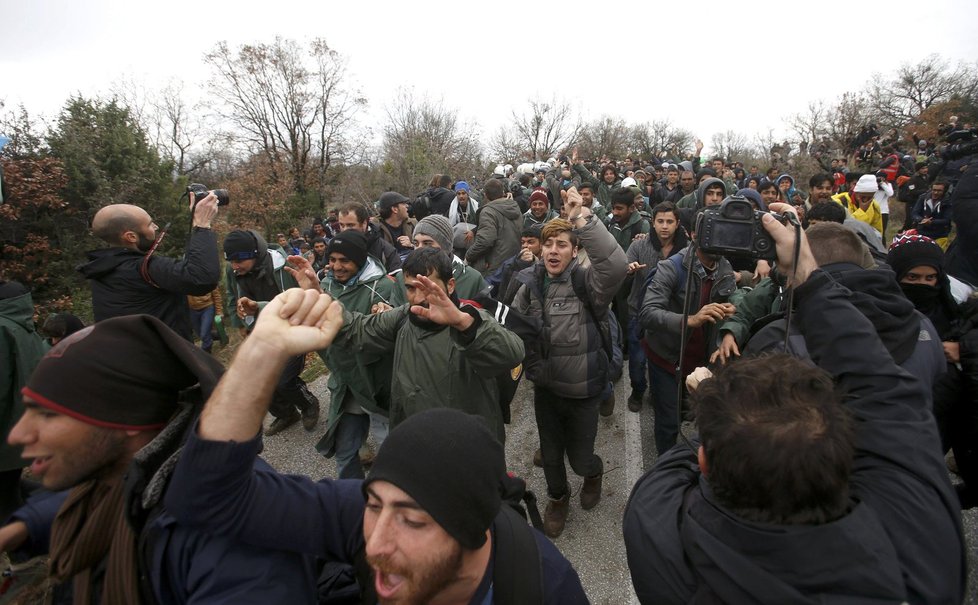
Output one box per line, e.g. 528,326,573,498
673,213,803,453
139,223,170,288
675,246,699,452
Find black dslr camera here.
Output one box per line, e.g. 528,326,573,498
695,195,779,260
187,183,230,207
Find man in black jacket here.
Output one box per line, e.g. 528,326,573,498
623,203,965,604
77,194,221,341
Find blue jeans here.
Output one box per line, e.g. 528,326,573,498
334,413,370,479
649,363,679,455
368,412,389,447
190,305,216,350
627,316,648,394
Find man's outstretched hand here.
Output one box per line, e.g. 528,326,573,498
285,255,322,291
410,275,473,331
249,288,344,359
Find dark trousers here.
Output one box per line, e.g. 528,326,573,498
649,364,680,455
269,354,317,419
533,387,603,500
627,316,647,394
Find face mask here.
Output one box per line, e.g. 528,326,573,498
900,283,940,310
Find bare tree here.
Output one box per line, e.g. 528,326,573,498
826,92,871,152
630,120,694,160
577,116,629,161
868,55,978,126
381,89,483,194
709,130,752,162
785,100,829,152
203,37,365,205
497,95,581,161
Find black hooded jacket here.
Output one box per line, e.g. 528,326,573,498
749,264,922,358
77,228,220,340
624,272,965,604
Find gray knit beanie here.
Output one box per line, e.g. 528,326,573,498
415,215,454,251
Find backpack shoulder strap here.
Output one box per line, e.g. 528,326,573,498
492,507,544,605
571,265,612,358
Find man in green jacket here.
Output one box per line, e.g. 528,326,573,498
224,230,320,436
0,281,47,519
293,247,523,445
297,231,398,479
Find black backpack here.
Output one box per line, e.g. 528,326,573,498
411,193,432,220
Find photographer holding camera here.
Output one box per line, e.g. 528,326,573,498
625,202,965,604
79,189,222,341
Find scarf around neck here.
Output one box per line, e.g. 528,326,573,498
49,476,141,605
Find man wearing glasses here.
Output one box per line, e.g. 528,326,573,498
78,193,221,341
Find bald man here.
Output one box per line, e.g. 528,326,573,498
78,194,221,340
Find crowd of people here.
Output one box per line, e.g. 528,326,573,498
0,120,976,603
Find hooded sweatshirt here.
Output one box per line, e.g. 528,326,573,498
465,198,524,274
0,290,47,471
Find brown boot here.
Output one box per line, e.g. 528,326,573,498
580,474,603,510
544,495,570,539
599,392,615,417
533,448,543,468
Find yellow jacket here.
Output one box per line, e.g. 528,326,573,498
832,192,883,236
187,287,224,314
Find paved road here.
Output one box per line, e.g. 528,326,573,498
261,367,978,604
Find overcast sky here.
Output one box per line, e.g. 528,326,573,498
3,0,978,157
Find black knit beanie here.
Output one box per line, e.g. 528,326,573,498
23,315,224,430
223,230,259,259
887,233,945,281
363,408,505,549
326,230,368,269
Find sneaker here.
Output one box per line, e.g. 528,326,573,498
265,413,300,437
627,389,644,412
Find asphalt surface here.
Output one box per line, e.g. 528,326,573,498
260,367,978,604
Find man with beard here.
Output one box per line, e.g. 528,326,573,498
307,236,329,277
166,320,588,605
224,230,320,436
78,195,221,340
290,246,522,444
0,315,315,603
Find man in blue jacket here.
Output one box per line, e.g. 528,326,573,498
164,284,589,604
0,315,315,604
624,203,965,604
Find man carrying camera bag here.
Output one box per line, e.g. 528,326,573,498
78,190,222,341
